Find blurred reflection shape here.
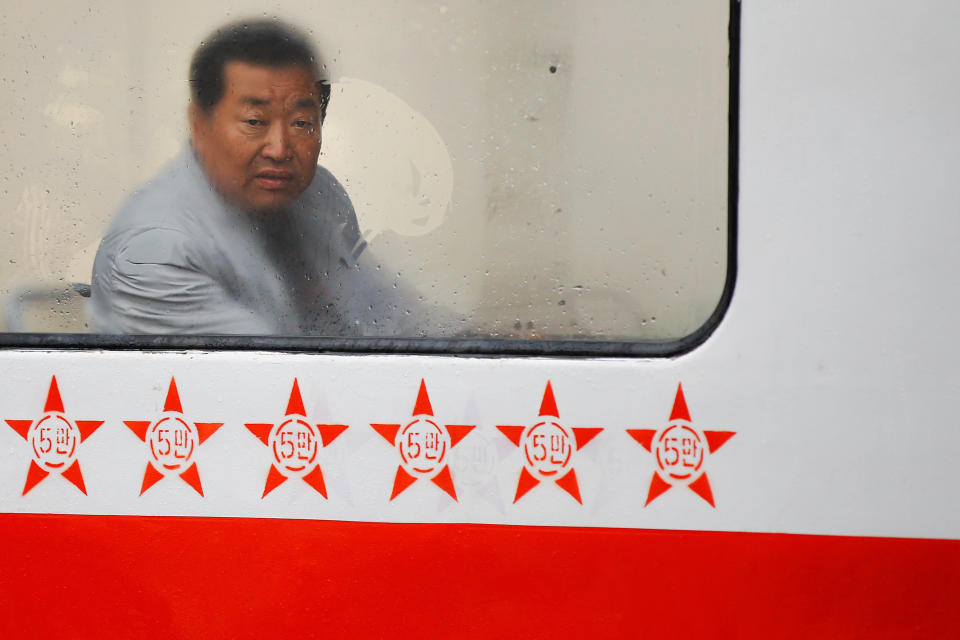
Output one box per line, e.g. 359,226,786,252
322,77,454,241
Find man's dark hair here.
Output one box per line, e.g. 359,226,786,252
189,19,330,116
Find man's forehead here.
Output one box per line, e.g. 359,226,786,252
222,61,320,102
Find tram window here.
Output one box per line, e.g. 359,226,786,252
0,1,733,352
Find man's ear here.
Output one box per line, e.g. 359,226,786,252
316,80,330,123
188,104,200,131
188,103,206,146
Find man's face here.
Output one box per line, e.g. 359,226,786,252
190,61,322,214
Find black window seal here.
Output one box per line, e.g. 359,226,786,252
0,1,739,359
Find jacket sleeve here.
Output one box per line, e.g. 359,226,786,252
90,227,275,335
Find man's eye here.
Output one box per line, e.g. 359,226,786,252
245,119,263,126
294,120,313,129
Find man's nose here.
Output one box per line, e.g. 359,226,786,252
261,123,291,161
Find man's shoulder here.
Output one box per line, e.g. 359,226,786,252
95,151,221,282
303,164,353,212
110,151,211,232
298,164,365,264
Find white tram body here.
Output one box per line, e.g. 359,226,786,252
1,1,958,636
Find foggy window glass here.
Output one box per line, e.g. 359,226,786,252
0,1,731,344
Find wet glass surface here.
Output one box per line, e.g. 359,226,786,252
0,0,730,342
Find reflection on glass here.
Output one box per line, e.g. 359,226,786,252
0,0,729,341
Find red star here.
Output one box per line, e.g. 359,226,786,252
123,377,223,497
4,376,103,495
496,381,602,504
627,383,735,507
244,379,348,499
371,379,474,501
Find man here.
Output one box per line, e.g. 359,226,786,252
92,19,421,335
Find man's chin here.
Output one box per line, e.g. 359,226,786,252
242,191,299,215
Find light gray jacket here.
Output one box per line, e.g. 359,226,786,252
92,148,432,336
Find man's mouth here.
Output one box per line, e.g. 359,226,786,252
253,170,296,190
